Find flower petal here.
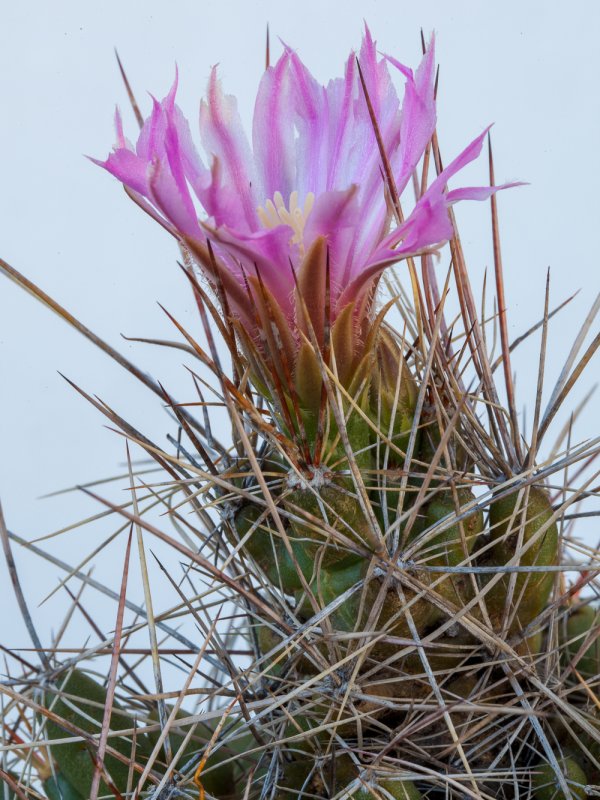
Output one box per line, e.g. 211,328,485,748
96,32,522,349
346,28,403,273
201,222,297,318
253,51,295,202
338,128,518,309
302,185,360,289
94,145,150,197
200,67,259,232
324,55,357,191
287,49,328,197
386,34,437,195
446,182,525,203
148,153,201,240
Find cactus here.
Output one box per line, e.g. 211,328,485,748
40,669,145,796
2,23,599,800
564,604,600,681
531,757,587,800
484,486,559,631
43,772,85,800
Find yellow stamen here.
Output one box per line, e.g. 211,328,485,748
257,190,315,254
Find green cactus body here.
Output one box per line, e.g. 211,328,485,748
484,486,558,630
357,575,441,665
41,669,145,797
256,624,290,678
392,489,483,672
286,483,369,571
531,756,587,800
398,622,477,677
270,756,421,800
140,704,204,764
293,561,438,663
564,604,600,680
258,561,369,677
546,712,600,786
516,629,544,658
415,404,472,484
339,777,422,800
334,756,422,800
235,455,374,595
233,501,328,594
43,773,85,800
299,558,368,632
142,706,255,796
282,707,333,757
328,681,412,739
408,488,483,610
233,484,371,597
233,502,320,591
286,385,377,564
289,333,418,572
366,332,418,527
271,759,322,799
272,535,321,589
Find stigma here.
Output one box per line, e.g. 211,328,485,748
257,191,315,255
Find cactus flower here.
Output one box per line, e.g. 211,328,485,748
96,29,513,390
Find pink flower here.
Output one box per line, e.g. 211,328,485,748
95,28,511,362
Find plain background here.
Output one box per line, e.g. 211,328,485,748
1,1,599,672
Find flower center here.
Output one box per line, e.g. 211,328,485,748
257,191,315,255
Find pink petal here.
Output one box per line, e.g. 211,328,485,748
252,51,295,202
148,157,202,240
346,28,403,271
202,222,297,318
137,94,167,161
336,194,448,312
426,126,492,196
387,34,437,195
94,147,150,197
327,27,400,200
200,67,259,233
199,157,247,232
324,55,357,191
358,24,387,117
287,49,328,196
167,104,210,199
338,128,519,310
446,182,525,203
302,186,360,289
95,76,206,241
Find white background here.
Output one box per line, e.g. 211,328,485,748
1,1,599,669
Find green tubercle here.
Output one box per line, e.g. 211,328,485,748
43,773,85,800
408,488,483,609
270,756,422,800
564,604,600,680
531,756,587,800
40,668,146,797
484,486,558,630
294,557,368,633
232,503,316,591
334,756,422,800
